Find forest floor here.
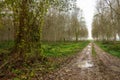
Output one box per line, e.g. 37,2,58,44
41,43,120,80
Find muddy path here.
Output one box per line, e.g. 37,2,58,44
43,43,120,80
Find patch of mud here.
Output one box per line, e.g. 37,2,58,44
77,60,93,68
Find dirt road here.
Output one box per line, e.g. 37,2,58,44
44,43,120,80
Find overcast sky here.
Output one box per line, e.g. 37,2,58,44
77,0,96,39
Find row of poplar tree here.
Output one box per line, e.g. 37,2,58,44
92,0,120,41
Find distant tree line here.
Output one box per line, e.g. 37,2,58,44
42,7,88,42
92,0,120,41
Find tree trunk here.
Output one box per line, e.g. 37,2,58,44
12,0,29,59
76,32,78,42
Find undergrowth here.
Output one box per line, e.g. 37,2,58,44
0,41,89,79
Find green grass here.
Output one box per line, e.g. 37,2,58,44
0,41,89,57
96,41,120,58
92,44,96,57
0,40,14,55
0,40,14,49
0,41,89,60
42,41,89,57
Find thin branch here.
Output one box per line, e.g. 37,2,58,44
105,0,120,16
0,61,9,69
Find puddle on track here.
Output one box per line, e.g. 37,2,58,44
78,60,93,68
77,45,94,69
